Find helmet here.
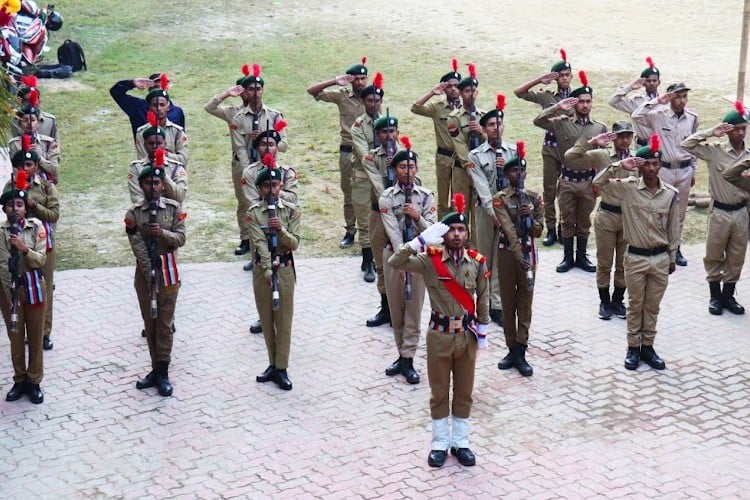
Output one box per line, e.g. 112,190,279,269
46,11,63,31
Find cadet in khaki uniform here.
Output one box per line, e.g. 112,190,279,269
683,105,750,315
608,57,661,146
594,135,679,371
379,144,437,384
249,165,301,392
361,115,401,327
534,72,607,273
410,60,462,218
632,82,698,267
306,59,368,248
128,127,187,205
446,66,485,245
468,98,516,325
14,78,59,144
9,104,61,184
564,122,636,320
351,74,384,282
0,174,47,404
230,66,288,256
493,144,544,377
134,84,189,168
8,146,59,352
126,166,186,397
388,195,489,469
514,49,573,245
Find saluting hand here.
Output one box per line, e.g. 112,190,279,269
630,78,645,90
657,92,673,105
335,74,355,86
539,72,558,85
620,157,644,171
556,97,578,112
588,132,616,148
432,82,448,95
133,78,155,90
711,123,734,137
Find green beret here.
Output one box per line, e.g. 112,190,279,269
374,116,398,130
240,75,264,88
723,110,748,126
479,109,503,127
142,126,166,139
551,60,571,73
640,66,660,78
16,104,40,117
12,149,40,166
145,89,170,102
635,145,662,160
440,211,467,226
504,156,527,172
17,86,33,98
254,166,283,186
391,149,418,166
345,63,368,76
457,76,478,90
360,85,384,99
252,130,282,150
138,165,166,181
440,71,461,83
570,85,593,98
0,188,28,206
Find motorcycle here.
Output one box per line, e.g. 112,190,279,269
0,1,62,79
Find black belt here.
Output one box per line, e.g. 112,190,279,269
713,200,747,212
429,311,470,334
628,245,667,256
599,201,622,214
660,160,691,169
560,167,596,182
339,144,353,153
437,147,454,157
636,138,648,147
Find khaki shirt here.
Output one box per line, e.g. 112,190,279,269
564,135,635,205
468,140,517,218
247,198,301,279
388,244,490,324
2,176,59,227
0,217,47,295
410,98,461,150
493,185,544,263
203,95,244,125
351,112,379,168
723,157,750,194
230,105,288,169
362,143,402,203
608,84,657,140
681,130,750,205
594,163,680,263
125,197,186,283
446,107,486,167
135,119,189,168
8,133,60,182
314,87,364,145
241,163,298,207
632,99,698,166
517,87,569,109
128,159,188,205
379,184,437,247
12,111,59,145
533,108,608,166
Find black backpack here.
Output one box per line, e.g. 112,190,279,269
57,39,86,72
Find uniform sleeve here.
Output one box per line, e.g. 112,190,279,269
516,90,545,106
314,88,341,104
417,191,437,232
474,261,490,325
532,105,559,130
532,194,544,238
38,140,60,179
169,129,189,167
278,207,301,252
203,95,233,123
248,208,270,274
495,195,523,263
362,154,386,198
163,164,188,204
109,80,144,128
241,167,259,207
159,206,186,249
231,115,252,169
723,158,750,192
22,221,47,268
631,98,662,128
667,191,680,264
593,163,630,197
134,131,147,160
128,163,145,205
126,207,151,279
608,84,638,114
387,244,429,274
273,112,288,153
680,129,715,162
30,183,60,223
280,167,299,205
0,230,11,293
564,135,611,171
351,118,370,162
410,102,433,118
379,192,402,247
467,150,494,219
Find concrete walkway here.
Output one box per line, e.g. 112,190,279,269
1,243,749,498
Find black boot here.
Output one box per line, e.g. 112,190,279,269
640,345,666,370
514,343,533,377
575,237,596,272
43,335,53,350
542,228,557,247
256,365,275,383
624,346,640,370
675,246,687,266
6,380,26,401
489,308,503,326
400,357,420,384
339,230,355,249
156,361,173,396
598,287,612,320
362,248,376,282
385,357,402,376
249,320,263,334
234,239,250,256
366,294,391,327
708,281,723,315
611,286,627,319
136,370,157,390
272,368,293,390
556,237,574,273
497,349,514,370
243,261,254,271
722,282,745,315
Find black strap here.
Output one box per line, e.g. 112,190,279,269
628,245,667,256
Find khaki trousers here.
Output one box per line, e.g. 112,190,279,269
352,168,371,248
451,163,476,246
435,153,454,219
658,167,693,245
232,158,252,241
253,266,295,370
624,252,669,347
369,210,386,294
339,150,355,232
135,272,179,368
383,247,425,359
42,248,55,337
594,208,627,289
558,178,595,238
426,329,477,419
474,207,502,310
542,151,561,229
1,284,46,384
704,206,748,283
497,250,534,347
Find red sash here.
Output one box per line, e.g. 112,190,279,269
428,246,477,317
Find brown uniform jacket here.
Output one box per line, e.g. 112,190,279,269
379,184,437,247
564,135,635,205
247,198,301,279
446,106,486,167
0,217,47,296
8,134,60,182
230,104,288,169
128,159,187,205
533,108,607,167
135,119,189,168
410,98,461,151
493,186,544,264
681,131,750,205
314,87,364,145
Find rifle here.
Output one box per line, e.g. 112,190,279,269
494,94,508,192
516,142,535,291
7,170,22,334
384,108,395,188
249,64,262,162
267,179,281,311
400,136,415,301
467,63,480,151
371,72,383,149
148,198,160,321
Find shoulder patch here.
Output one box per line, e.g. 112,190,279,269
124,217,134,226
483,270,492,279
467,162,476,169
427,246,443,256
128,173,134,179
492,198,503,207
240,178,247,185
380,207,388,214
430,206,437,213
447,122,459,137
466,248,487,263
365,153,374,161
178,212,187,221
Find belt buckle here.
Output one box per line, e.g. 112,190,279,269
449,319,463,331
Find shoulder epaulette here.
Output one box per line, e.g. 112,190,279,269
466,248,486,263
163,198,181,209
427,246,443,256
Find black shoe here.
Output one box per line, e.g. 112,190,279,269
556,237,574,273
400,357,420,385
709,297,724,315
427,449,447,468
542,228,557,247
450,447,476,466
156,361,173,396
489,309,503,326
249,320,263,334
339,231,355,249
598,302,612,320
141,329,146,338
256,365,276,383
385,357,402,376
722,282,745,315
675,247,687,267
514,345,533,377
234,239,250,256
172,324,176,333
136,370,158,390
272,368,293,390
42,335,53,350
363,261,376,283
243,261,254,271
575,237,596,272
366,295,391,327
640,345,666,370
611,301,626,319
6,382,26,401
27,384,44,404
497,350,514,370
624,347,640,370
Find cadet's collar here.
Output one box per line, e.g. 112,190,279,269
576,116,591,126
140,198,167,209
446,98,461,111
636,176,666,192
441,246,468,263
558,88,571,99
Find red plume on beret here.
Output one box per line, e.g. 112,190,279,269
560,48,567,63
361,56,367,65
28,88,39,107
154,147,165,167
578,70,588,87
274,119,287,133
22,133,32,153
517,141,526,160
451,58,458,72
159,73,169,91
262,153,276,169
242,64,250,76
147,110,158,127
496,94,506,112
373,72,383,90
253,63,261,77
645,56,655,69
468,63,477,80
21,75,37,88
400,135,412,151
649,134,660,154
453,192,466,215
15,169,29,190
735,101,746,115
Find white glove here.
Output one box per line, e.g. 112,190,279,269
406,222,450,253
475,322,488,350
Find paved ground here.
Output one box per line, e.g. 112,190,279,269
1,243,749,499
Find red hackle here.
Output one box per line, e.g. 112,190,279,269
21,75,37,88
735,101,746,115
560,48,567,63
645,56,655,69
154,147,165,167
517,141,526,160
451,58,458,72
147,110,158,127
400,135,412,151
578,70,588,87
453,192,466,215
22,134,31,152
649,134,660,154
28,88,39,107
253,63,261,77
496,94,506,111
15,169,29,190
242,64,250,76
274,119,288,133
262,153,276,169
373,72,383,90
468,63,477,79
361,56,367,65
159,73,169,91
